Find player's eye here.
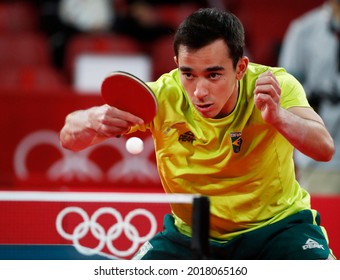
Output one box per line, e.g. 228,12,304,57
209,73,221,80
182,72,194,80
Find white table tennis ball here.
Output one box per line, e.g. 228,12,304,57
125,137,144,155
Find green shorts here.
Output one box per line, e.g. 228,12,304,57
132,210,332,260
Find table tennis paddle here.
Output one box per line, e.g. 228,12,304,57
101,71,157,124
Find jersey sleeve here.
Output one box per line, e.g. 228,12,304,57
277,71,310,109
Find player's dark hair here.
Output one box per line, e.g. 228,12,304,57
173,8,245,69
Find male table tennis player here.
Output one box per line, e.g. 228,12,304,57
60,8,336,259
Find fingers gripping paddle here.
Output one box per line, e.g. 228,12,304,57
101,71,157,124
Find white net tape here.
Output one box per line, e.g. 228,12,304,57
0,191,199,204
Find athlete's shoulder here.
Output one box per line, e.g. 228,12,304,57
147,69,181,90
246,62,295,83
242,62,287,91
147,69,185,102
243,63,306,107
246,62,285,75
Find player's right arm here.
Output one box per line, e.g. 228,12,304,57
60,104,144,151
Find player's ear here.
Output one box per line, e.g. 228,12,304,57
174,56,178,66
236,56,249,80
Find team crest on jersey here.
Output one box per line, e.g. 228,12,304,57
230,132,243,153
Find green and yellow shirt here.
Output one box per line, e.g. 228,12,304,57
134,62,313,241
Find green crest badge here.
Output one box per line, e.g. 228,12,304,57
230,132,243,153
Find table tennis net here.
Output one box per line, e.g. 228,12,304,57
0,191,210,260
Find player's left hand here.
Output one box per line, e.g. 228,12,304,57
254,71,282,125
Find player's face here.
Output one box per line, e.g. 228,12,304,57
175,39,248,119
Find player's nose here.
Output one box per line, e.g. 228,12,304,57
194,79,208,99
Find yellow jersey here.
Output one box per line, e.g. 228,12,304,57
135,62,313,241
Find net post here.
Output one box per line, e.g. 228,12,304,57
191,196,210,260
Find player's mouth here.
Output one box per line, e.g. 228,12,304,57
195,103,214,114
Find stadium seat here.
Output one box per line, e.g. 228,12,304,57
150,36,176,80
157,4,199,29
0,33,52,67
0,1,39,34
0,65,70,91
233,0,324,66
64,34,143,82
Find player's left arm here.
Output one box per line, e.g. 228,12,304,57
254,71,335,162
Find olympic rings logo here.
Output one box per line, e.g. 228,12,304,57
14,129,159,183
56,207,157,258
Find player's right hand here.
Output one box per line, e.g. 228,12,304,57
88,104,144,138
